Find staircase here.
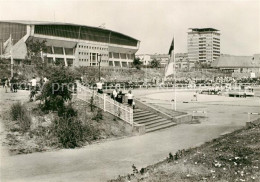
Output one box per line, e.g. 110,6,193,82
134,108,177,133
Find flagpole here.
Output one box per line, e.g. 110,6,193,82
172,50,176,111
10,34,14,78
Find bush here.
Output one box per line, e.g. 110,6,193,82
57,103,77,118
10,102,24,121
19,111,32,132
38,67,76,111
52,116,85,148
92,108,103,122
10,102,32,132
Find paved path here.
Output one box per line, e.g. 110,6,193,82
1,89,260,182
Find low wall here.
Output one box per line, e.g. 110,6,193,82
133,124,146,135
135,99,192,124
173,114,192,124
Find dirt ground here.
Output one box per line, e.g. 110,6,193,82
0,87,133,156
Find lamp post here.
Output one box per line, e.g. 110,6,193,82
97,53,102,81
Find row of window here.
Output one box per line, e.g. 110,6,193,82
78,52,109,57
78,45,108,51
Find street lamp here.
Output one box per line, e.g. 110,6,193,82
97,53,102,81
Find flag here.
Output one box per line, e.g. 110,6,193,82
165,36,175,77
3,35,12,54
165,62,174,77
168,36,174,55
0,35,12,58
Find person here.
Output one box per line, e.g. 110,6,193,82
12,77,18,93
31,76,37,90
4,78,8,93
127,90,134,106
116,90,123,103
112,88,118,100
30,76,37,101
43,77,48,84
96,81,103,94
1,77,5,88
10,77,15,92
193,91,198,101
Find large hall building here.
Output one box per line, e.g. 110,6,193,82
0,21,140,67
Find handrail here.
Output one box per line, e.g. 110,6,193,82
77,84,134,126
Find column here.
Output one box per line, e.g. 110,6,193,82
63,47,68,67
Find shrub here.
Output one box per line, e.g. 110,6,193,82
92,108,103,122
57,104,77,118
52,116,85,148
19,111,32,132
38,67,76,111
10,102,32,132
10,102,24,121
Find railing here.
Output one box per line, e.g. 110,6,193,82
77,85,134,126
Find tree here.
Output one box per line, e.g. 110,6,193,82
38,67,76,111
26,39,47,65
150,58,161,68
132,57,143,70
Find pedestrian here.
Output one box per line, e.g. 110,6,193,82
132,101,135,109
96,80,103,94
43,77,48,83
116,90,123,103
112,88,118,100
193,91,198,101
1,77,5,88
4,78,8,93
30,76,37,101
127,90,134,106
31,76,37,91
13,77,18,92
10,77,15,92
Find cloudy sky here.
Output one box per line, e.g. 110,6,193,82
0,0,259,55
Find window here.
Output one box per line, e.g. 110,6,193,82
113,53,119,59
53,47,63,54
65,48,73,55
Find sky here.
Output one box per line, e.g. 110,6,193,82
0,0,259,55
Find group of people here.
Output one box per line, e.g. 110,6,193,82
1,77,18,93
111,89,135,108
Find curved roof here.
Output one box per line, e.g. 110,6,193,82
0,20,139,46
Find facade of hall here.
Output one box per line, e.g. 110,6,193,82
0,21,140,67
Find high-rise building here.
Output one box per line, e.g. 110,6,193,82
187,28,220,63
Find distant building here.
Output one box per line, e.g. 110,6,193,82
0,21,140,67
175,53,194,70
150,54,169,67
136,54,151,66
211,54,260,78
188,28,220,64
136,54,169,67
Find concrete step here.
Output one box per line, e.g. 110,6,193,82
145,119,173,129
134,114,158,122
135,116,162,124
133,109,142,112
145,122,177,133
142,118,169,126
134,112,153,119
133,110,150,116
